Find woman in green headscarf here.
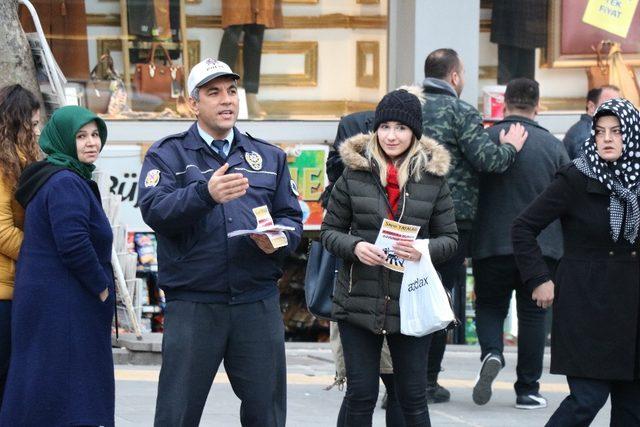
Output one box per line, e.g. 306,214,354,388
1,106,116,426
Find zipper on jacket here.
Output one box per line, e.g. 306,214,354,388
372,174,408,222
398,191,408,222
348,263,354,294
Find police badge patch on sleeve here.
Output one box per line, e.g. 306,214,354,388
290,179,299,197
144,169,161,187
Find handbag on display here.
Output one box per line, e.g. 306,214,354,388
133,42,184,102
587,41,611,90
587,41,640,107
304,240,341,320
86,52,124,114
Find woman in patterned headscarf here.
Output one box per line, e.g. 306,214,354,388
512,98,640,426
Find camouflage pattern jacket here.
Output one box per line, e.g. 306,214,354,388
420,78,517,229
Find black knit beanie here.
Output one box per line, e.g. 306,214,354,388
373,89,423,139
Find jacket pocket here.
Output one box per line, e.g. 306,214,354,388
247,172,277,192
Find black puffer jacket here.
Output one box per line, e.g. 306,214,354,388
321,133,458,334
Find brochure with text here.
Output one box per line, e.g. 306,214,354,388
373,219,420,273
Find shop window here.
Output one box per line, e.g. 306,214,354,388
21,0,389,120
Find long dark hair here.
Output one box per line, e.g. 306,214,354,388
0,85,41,188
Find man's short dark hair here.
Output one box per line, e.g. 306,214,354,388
504,78,539,112
586,87,603,107
586,85,620,111
424,48,461,79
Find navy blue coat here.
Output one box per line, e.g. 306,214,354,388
137,124,303,304
0,170,115,426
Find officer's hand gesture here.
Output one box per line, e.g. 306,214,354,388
208,163,249,203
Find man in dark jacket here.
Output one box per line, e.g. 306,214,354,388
137,59,302,426
471,78,569,410
421,48,528,403
322,110,374,208
563,85,620,160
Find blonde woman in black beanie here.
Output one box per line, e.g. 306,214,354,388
321,89,458,426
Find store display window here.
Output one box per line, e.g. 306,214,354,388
479,0,640,113
20,0,389,120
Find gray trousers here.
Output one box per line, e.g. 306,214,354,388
154,294,286,427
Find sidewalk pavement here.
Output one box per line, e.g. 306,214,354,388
113,334,611,426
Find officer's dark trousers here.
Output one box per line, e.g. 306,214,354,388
546,377,640,427
338,321,432,427
473,256,554,396
218,24,265,94
154,294,286,427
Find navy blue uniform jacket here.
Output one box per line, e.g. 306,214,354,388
138,124,303,304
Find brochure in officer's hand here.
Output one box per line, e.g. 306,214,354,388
226,225,295,238
226,205,294,248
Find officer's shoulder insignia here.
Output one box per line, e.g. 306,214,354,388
245,151,263,170
156,130,188,147
290,179,299,197
144,169,161,188
245,132,269,144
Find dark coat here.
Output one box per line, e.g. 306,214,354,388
473,115,569,267
322,110,375,208
421,80,517,229
321,133,458,335
0,170,115,426
490,0,549,49
512,164,640,381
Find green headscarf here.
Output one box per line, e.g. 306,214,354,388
39,106,108,180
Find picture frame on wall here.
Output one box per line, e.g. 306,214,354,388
544,0,640,67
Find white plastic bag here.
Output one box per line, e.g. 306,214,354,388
400,240,455,337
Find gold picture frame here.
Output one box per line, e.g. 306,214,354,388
100,0,199,2
236,41,318,86
356,41,379,88
87,13,387,30
356,0,380,4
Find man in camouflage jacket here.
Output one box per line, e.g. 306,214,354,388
420,48,527,404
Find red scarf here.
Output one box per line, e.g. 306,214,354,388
385,162,400,219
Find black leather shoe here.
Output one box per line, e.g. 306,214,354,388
426,382,451,403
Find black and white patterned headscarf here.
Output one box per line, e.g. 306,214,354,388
574,98,640,244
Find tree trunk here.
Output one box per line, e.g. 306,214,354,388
0,0,42,102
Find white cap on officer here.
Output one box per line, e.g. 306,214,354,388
187,58,240,96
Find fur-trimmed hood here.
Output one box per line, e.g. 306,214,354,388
338,132,450,178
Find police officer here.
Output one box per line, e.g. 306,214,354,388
138,58,303,427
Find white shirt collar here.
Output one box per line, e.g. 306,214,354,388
197,123,234,147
